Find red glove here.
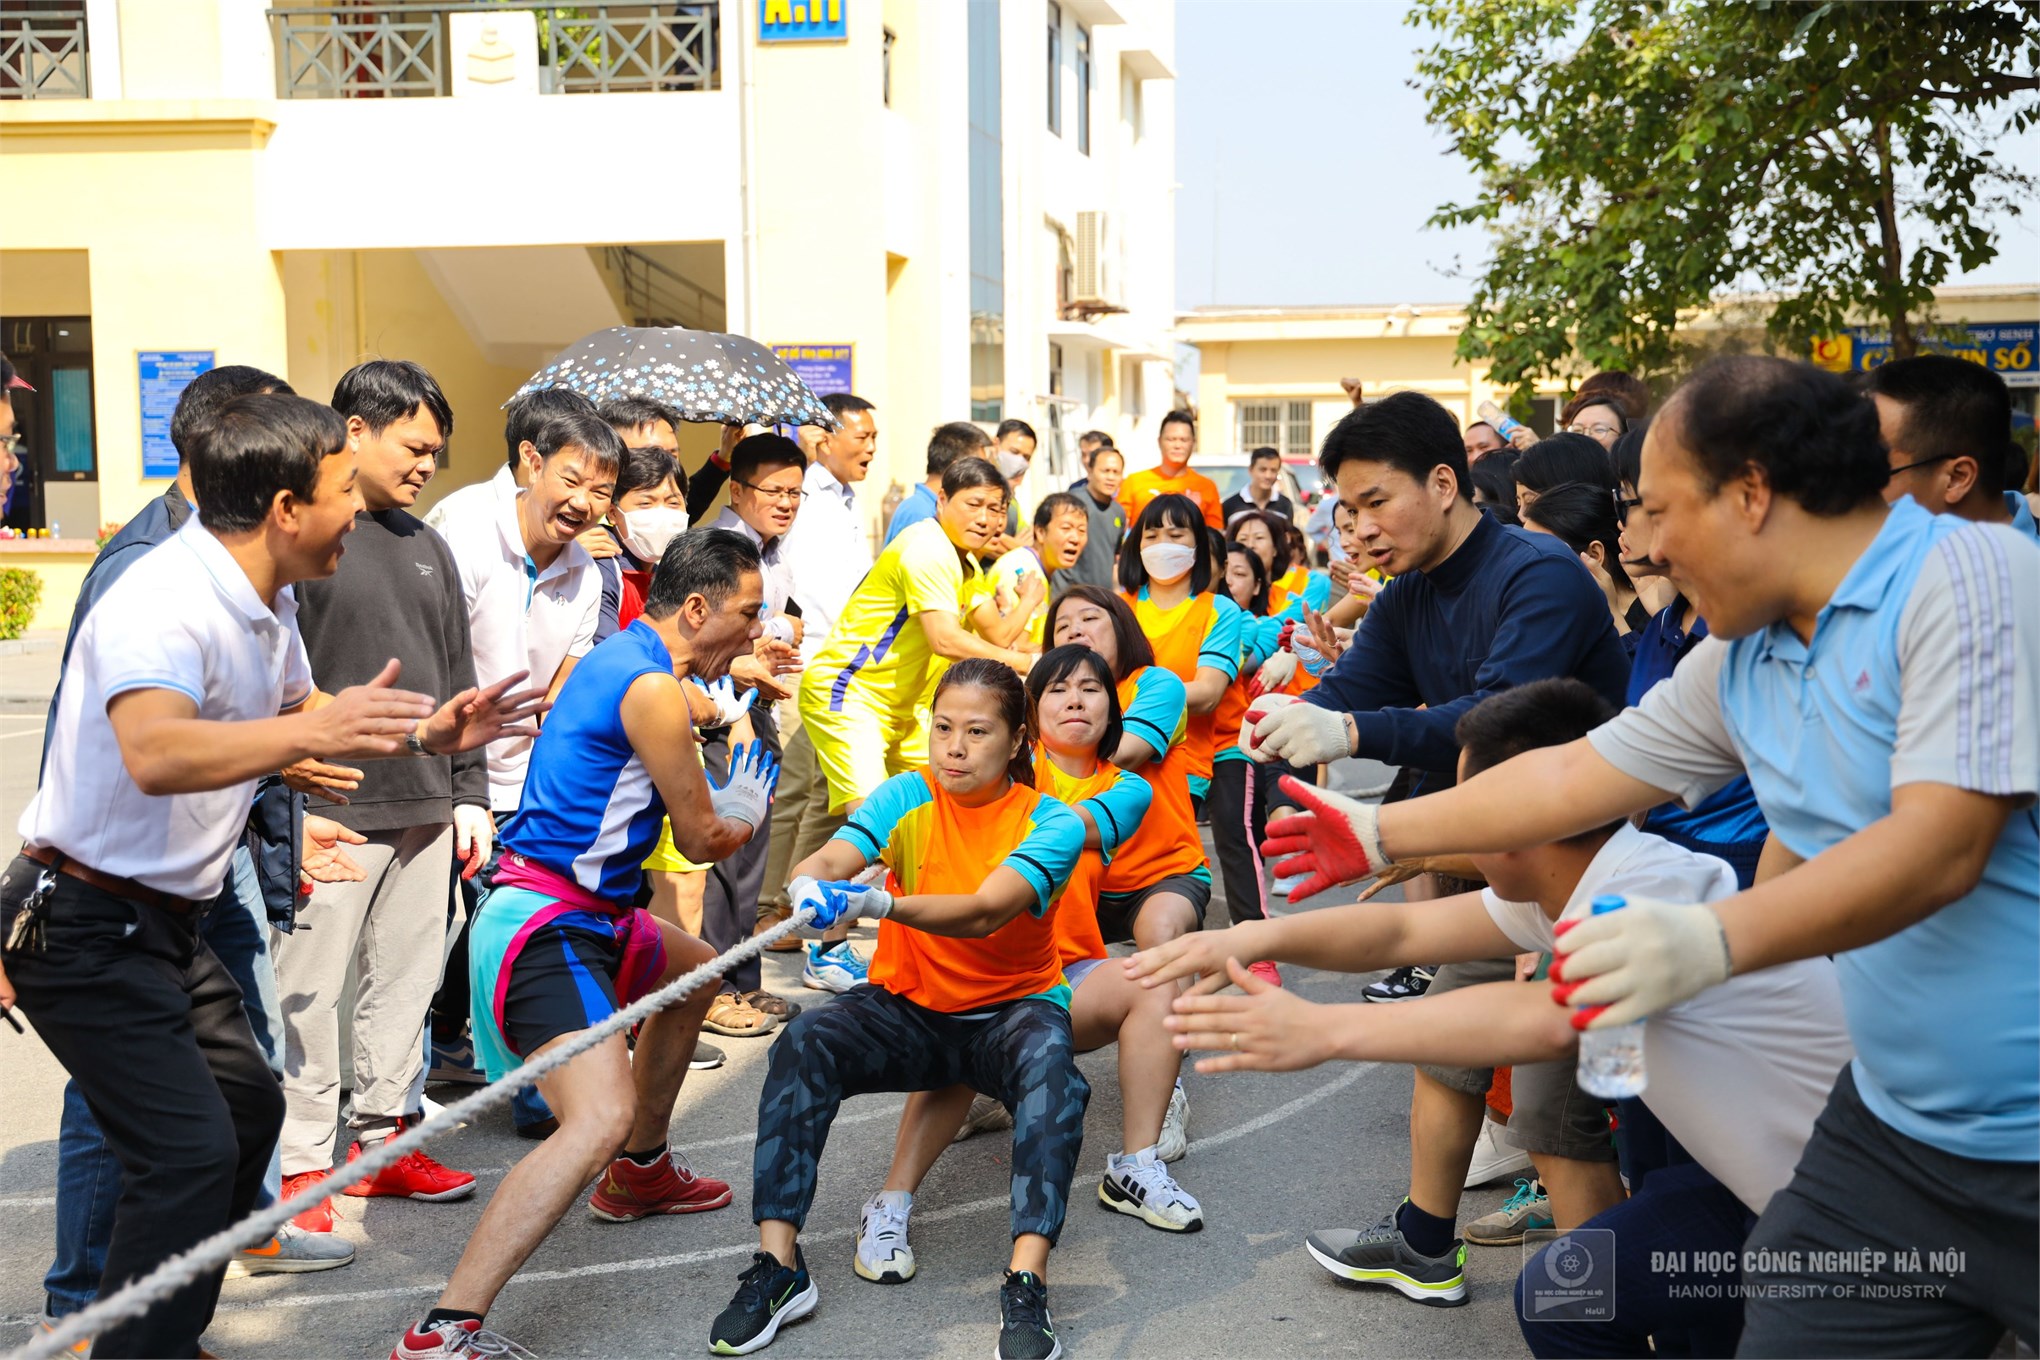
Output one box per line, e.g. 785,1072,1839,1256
1260,774,1385,901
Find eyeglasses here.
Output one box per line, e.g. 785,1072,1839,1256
732,479,807,505
1568,422,1623,440
0,434,21,457
1612,491,1643,518
1884,453,1954,480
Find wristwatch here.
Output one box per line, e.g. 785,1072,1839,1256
406,727,430,757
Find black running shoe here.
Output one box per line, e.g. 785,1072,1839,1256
709,1249,818,1355
1361,965,1437,1003
996,1270,1062,1360
1305,1208,1467,1306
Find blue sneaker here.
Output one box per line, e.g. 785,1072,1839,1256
428,1033,486,1086
802,941,869,993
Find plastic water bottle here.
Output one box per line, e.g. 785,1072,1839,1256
1574,894,1648,1097
1477,399,1530,443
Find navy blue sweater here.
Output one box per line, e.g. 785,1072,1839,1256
1308,509,1630,776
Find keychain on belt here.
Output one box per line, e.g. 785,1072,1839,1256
5,863,59,955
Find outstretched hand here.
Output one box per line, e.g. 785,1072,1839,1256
301,813,369,890
1164,958,1338,1074
420,669,550,755
1260,775,1385,900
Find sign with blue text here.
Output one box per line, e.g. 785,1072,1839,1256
139,351,215,478
773,343,854,398
760,0,846,43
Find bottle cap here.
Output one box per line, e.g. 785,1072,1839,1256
1589,893,1627,916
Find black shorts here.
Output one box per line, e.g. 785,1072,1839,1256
1096,870,1211,945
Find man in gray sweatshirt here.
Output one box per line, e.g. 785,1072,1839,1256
274,361,492,1238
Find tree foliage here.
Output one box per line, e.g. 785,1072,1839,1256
1409,0,2039,395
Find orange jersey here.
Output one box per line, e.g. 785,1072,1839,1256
1125,589,1247,782
849,771,1084,1013
1120,466,1225,533
1031,746,1154,968
1102,667,1209,898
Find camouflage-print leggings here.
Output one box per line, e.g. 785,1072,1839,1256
753,984,1089,1243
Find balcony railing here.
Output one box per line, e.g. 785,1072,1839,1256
267,3,718,100
0,3,90,100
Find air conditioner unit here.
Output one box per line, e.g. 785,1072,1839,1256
1071,210,1126,315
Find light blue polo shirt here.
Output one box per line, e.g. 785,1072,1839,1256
1592,498,2040,1161
2008,491,2037,539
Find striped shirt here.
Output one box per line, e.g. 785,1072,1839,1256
1589,499,2040,1161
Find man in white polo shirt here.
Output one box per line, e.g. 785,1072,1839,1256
1,393,540,1359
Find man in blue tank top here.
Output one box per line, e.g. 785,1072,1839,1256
392,529,783,1360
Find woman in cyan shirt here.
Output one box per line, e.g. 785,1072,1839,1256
710,660,1087,1360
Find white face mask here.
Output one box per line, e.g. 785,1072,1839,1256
994,450,1031,482
1140,541,1198,583
618,505,689,564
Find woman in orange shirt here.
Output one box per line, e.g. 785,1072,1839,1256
710,661,1086,1360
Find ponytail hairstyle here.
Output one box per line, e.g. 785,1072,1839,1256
931,657,1034,788
1521,481,1633,594
1025,645,1126,764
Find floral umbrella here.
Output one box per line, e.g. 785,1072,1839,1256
513,326,837,429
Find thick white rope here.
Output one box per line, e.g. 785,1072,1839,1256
9,906,817,1360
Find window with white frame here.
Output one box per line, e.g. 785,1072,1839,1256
1236,400,1314,458
1075,24,1091,154
1045,1,1061,136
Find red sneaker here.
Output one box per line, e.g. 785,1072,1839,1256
392,1318,534,1359
1247,959,1284,988
343,1120,476,1202
587,1151,732,1221
282,1168,338,1233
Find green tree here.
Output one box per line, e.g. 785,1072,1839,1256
1410,0,2038,395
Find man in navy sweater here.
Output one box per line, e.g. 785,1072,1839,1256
1242,390,1630,1305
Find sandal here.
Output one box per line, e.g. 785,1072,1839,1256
702,990,774,1037
755,901,804,952
742,990,802,1024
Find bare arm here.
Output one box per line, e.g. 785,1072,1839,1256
789,839,868,884
921,608,1033,671
1718,783,2018,976
1378,737,1670,860
1753,832,1802,883
1183,665,1229,715
887,865,1041,939
621,672,758,865
1108,733,1160,770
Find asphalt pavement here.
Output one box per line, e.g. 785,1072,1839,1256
0,654,1535,1358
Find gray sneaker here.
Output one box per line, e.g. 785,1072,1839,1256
1466,1178,1552,1247
227,1223,357,1277
1305,1207,1467,1306
951,1092,1015,1142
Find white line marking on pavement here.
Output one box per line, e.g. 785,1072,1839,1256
0,1196,54,1208
212,1063,1374,1313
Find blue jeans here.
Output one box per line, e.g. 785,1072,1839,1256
44,846,283,1319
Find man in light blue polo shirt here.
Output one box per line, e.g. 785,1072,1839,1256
1866,352,2038,539
882,421,991,545
1274,356,2037,1355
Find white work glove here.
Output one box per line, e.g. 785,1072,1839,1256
1245,698,1354,766
707,737,780,830
453,804,495,880
1238,693,1298,759
787,874,894,938
691,675,758,729
1252,651,1299,696
1259,775,1386,900
1552,899,1734,1029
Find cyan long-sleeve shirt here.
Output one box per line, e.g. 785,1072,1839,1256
1306,509,1631,779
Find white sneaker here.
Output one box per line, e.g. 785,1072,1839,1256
1462,1116,1533,1189
802,940,870,992
853,1191,916,1283
1155,1081,1189,1164
1099,1147,1205,1232
227,1222,357,1277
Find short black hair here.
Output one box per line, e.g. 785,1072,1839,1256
1224,540,1272,615
617,445,681,502
1088,443,1125,467
940,454,1010,500
1032,490,1087,533
927,421,992,478
1118,492,1214,595
1318,390,1470,502
1160,409,1196,436
1079,429,1115,450
822,391,874,420
1516,433,1615,497
1522,481,1631,594
0,352,16,392
642,527,762,620
597,396,681,441
193,393,348,534
505,387,597,472
529,404,625,477
1027,644,1125,765
170,365,295,465
1042,584,1156,680
1248,445,1281,466
996,418,1038,444
1667,356,1885,516
1609,424,1649,493
332,359,453,440
1456,677,1619,790
1469,448,1522,526
1864,354,2016,498
729,432,807,485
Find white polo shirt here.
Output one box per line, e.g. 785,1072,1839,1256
20,518,314,900
434,483,599,811
1482,822,1855,1213
779,461,872,663
422,463,516,534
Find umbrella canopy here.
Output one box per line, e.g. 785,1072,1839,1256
514,326,837,430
